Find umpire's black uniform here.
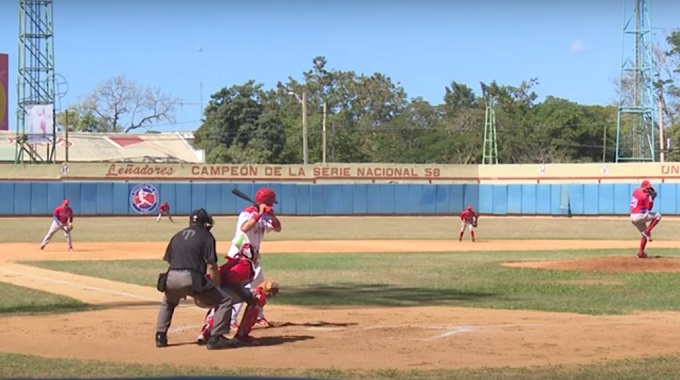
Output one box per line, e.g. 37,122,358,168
155,208,233,350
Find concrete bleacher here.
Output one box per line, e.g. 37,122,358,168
0,131,205,163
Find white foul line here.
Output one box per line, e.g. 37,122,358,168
0,268,159,302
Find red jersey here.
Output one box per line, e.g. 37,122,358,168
159,202,169,212
630,188,654,214
461,209,477,221
216,257,256,287
53,205,73,224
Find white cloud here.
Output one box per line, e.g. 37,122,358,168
570,39,584,54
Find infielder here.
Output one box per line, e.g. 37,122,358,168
40,199,74,251
227,187,281,330
156,201,174,223
630,180,661,259
459,206,478,242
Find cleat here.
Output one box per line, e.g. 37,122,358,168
206,335,235,350
641,231,652,242
637,252,649,259
233,334,261,346
196,333,208,346
40,245,45,250
155,332,167,348
68,247,74,252
256,318,272,328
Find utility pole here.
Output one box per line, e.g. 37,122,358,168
658,93,665,162
602,124,607,162
322,101,327,164
302,91,308,165
65,109,69,162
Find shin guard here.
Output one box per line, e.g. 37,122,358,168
236,292,267,337
200,308,215,337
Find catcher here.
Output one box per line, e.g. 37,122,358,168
459,205,478,242
40,199,74,252
196,243,279,347
630,180,662,258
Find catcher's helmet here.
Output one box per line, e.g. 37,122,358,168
189,208,214,231
255,187,278,206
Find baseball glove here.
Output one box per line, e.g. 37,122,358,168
648,187,658,200
65,224,73,232
260,280,279,298
472,219,478,228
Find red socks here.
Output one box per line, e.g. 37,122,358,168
639,236,648,254
646,218,660,232
471,231,475,240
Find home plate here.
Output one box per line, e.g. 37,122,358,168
306,327,346,331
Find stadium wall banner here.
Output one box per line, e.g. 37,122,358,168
1,162,680,183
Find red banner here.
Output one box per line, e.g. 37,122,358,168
0,53,7,131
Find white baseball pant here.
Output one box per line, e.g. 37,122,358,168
460,220,475,232
41,220,72,248
630,212,661,232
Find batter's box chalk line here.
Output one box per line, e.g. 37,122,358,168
361,324,477,340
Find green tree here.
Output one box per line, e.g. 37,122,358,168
193,81,285,164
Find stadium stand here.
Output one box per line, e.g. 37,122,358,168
0,131,205,163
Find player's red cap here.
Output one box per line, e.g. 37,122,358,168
466,205,472,210
62,199,69,205
641,180,652,188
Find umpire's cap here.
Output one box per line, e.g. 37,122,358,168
190,208,214,231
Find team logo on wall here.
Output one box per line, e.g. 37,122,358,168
130,184,159,214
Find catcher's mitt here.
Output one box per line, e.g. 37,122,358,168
648,187,658,200
260,280,279,298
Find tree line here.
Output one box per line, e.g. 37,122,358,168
57,31,680,164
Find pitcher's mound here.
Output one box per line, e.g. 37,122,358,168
502,256,680,273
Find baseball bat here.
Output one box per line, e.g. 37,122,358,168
231,188,257,205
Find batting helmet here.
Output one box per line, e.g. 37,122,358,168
255,187,277,206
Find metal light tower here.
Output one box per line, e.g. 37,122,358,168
482,97,498,164
615,0,656,162
15,0,56,164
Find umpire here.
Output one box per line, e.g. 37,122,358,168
155,208,233,350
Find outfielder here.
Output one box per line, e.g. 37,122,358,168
630,180,661,259
459,205,478,242
196,243,279,346
156,201,174,223
227,187,281,329
40,199,74,251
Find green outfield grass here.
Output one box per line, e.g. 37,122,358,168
1,351,680,380
0,282,94,316
23,249,680,315
1,215,680,242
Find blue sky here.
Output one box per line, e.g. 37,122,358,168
1,0,679,132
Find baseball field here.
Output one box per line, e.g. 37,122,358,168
2,215,680,379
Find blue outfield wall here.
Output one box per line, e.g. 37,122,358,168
0,181,670,216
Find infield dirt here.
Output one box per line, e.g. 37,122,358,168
2,239,680,371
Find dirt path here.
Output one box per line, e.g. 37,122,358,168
2,239,680,371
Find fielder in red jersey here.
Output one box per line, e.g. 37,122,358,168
459,205,478,242
630,180,661,258
40,199,74,251
196,243,273,347
156,201,174,223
